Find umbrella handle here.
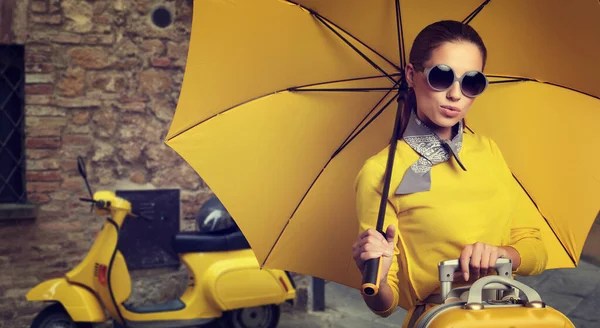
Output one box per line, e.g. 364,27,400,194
361,257,382,296
361,81,409,297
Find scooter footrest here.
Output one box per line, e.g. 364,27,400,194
123,299,186,314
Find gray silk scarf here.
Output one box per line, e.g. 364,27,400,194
395,109,467,195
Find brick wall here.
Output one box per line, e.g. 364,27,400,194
0,1,221,326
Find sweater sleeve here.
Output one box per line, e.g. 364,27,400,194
489,139,548,275
355,158,401,317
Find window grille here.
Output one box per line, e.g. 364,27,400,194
0,45,25,203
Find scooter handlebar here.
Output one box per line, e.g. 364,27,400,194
79,198,108,209
79,197,137,217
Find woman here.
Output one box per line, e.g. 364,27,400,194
352,20,548,327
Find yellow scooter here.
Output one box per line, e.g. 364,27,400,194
26,157,296,328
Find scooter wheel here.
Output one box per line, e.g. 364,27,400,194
219,304,280,328
30,303,92,328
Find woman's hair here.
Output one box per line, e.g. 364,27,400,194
398,20,487,137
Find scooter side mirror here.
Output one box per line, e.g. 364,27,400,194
77,156,87,179
77,156,94,212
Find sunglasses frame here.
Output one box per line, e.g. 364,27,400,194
423,64,489,98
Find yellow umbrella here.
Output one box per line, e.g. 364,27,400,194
165,0,600,302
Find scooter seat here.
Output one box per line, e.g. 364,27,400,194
172,228,251,253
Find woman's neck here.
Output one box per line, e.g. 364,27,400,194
429,124,452,140
415,111,453,140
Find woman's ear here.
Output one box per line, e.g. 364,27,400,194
405,63,415,88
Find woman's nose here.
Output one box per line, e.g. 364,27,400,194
446,81,462,101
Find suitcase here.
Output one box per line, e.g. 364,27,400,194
413,259,575,328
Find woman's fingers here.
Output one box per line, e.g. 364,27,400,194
356,235,379,247
459,245,473,282
354,228,393,271
475,243,500,277
356,229,390,254
459,242,505,281
385,224,396,244
487,248,499,276
356,250,386,272
471,242,487,280
359,240,392,257
359,250,385,261
359,228,386,242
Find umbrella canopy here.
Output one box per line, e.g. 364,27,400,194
165,0,600,293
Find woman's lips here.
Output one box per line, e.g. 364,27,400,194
441,105,461,118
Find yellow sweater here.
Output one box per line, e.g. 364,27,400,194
355,132,548,315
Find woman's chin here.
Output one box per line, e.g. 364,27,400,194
431,116,461,129
418,110,463,130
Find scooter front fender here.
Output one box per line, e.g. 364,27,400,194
26,278,107,322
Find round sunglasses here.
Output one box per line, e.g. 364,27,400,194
423,64,488,98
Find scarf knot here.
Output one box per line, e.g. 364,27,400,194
395,110,466,195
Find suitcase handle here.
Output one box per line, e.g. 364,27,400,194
445,283,514,300
465,275,543,309
438,258,512,300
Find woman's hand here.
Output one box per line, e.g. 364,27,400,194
458,242,510,281
352,225,396,284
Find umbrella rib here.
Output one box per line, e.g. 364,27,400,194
510,173,578,267
488,76,535,84
291,87,399,92
489,79,531,84
463,0,491,25
471,74,593,267
311,14,396,84
261,89,399,268
284,1,402,73
540,82,599,100
167,74,398,142
468,123,578,267
486,75,600,100
288,73,401,91
464,123,475,134
334,88,400,158
395,0,407,69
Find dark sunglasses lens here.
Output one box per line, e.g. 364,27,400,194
462,71,487,97
428,65,455,91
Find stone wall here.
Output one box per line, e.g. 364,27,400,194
1,0,224,326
